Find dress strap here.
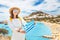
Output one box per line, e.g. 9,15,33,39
10,17,12,22
9,17,22,22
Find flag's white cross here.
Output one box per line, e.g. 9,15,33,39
23,20,35,33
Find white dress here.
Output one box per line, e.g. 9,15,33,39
7,18,26,40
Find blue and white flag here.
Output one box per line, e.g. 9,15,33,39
23,20,35,33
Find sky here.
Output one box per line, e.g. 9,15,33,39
0,0,60,21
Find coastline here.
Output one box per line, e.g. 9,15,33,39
42,21,60,40
0,21,60,40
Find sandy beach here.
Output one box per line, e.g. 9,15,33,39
42,21,60,40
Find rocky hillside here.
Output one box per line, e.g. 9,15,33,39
24,11,60,24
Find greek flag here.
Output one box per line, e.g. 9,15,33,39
23,20,35,33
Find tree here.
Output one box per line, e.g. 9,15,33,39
0,28,8,35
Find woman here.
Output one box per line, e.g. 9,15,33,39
7,7,26,40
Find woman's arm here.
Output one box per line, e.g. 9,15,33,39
20,17,27,26
17,28,26,33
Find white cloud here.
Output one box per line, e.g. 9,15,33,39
0,0,60,21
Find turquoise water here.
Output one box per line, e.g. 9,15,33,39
26,22,52,40
0,22,52,40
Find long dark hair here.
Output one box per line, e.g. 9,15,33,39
9,7,20,18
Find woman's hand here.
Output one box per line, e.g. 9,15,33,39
17,28,21,32
20,30,26,34
15,28,21,32
16,28,26,34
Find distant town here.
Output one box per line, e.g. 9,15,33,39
24,11,60,24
